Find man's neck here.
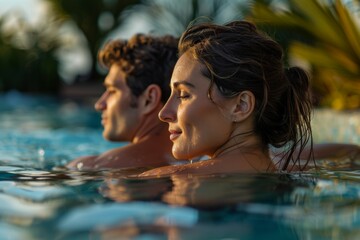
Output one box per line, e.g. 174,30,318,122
132,116,168,144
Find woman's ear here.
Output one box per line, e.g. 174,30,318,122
231,91,255,122
140,84,162,115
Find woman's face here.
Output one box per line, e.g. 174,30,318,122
159,53,234,160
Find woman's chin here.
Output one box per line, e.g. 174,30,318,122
172,149,197,161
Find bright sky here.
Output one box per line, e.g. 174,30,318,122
0,0,45,24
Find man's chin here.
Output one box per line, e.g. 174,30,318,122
103,132,123,142
103,135,115,142
102,132,113,141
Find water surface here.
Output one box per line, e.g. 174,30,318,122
1,93,360,239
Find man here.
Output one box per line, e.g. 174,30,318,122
67,34,179,170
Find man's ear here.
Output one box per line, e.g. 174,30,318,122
139,84,162,115
231,91,255,122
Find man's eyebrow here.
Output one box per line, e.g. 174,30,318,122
104,82,116,88
172,81,196,88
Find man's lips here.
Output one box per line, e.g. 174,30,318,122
169,129,181,141
101,117,107,125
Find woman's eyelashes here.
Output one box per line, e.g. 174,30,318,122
177,90,190,100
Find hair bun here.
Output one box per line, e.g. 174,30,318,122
285,66,310,93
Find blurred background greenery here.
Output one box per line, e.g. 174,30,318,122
0,0,359,109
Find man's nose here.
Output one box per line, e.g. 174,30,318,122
94,94,107,111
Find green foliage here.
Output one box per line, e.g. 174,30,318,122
249,0,360,109
0,15,62,93
0,0,140,93
43,0,140,82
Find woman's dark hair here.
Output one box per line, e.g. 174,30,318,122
178,20,313,171
98,34,178,103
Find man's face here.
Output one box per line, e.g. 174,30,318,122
95,65,141,142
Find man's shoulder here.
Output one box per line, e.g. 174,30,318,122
66,155,98,169
66,146,129,170
100,143,149,157
66,139,170,170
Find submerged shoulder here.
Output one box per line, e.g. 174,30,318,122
140,164,190,177
140,160,210,177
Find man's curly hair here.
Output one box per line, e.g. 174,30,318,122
98,34,178,103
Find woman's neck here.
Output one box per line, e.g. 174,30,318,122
212,129,262,158
210,130,274,172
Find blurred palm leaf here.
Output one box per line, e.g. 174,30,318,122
249,0,360,109
120,0,249,36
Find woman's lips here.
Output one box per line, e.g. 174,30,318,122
169,130,181,141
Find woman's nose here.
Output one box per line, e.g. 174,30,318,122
158,99,176,123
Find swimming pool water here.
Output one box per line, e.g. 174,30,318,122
1,93,360,240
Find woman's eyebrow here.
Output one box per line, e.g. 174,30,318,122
172,81,196,88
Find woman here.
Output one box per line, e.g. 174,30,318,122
141,20,313,176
